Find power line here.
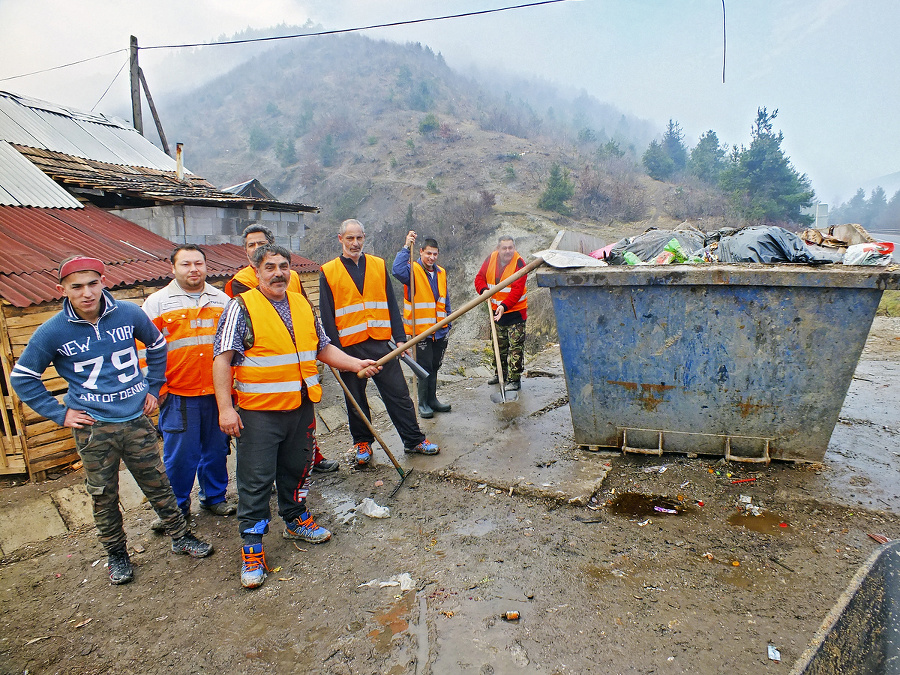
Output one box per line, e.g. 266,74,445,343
142,0,570,50
91,58,129,112
0,49,126,83
0,1,570,84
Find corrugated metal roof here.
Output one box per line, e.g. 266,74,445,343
15,145,318,212
0,204,316,307
0,90,175,171
0,141,83,208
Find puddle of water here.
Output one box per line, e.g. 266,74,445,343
369,595,414,653
320,489,359,525
727,510,790,533
606,492,689,517
583,564,627,582
453,518,496,537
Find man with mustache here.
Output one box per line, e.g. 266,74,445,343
320,219,439,466
225,224,339,474
142,244,235,531
213,244,380,589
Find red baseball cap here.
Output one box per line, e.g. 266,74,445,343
58,256,105,281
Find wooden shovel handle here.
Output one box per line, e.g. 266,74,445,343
359,257,545,377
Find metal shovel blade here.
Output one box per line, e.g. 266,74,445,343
490,389,518,403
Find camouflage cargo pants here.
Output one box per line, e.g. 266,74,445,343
492,320,526,383
73,416,188,552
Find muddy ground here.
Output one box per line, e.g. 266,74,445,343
1,318,899,674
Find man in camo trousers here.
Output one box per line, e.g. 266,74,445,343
11,256,214,585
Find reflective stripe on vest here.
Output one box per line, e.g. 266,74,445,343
486,251,527,313
321,256,393,346
151,304,224,396
403,262,448,336
233,289,322,410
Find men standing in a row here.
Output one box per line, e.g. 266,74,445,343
213,244,381,589
11,257,213,585
391,231,451,418
225,224,339,474
320,219,439,466
142,245,235,531
475,236,528,391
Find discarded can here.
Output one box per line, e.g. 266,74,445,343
502,611,520,621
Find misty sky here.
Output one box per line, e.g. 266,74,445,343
1,0,897,204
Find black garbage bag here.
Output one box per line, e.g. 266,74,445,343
716,226,834,264
608,228,706,265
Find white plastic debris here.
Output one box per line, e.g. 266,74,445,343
379,573,416,591
357,497,391,518
767,644,781,662
739,495,753,504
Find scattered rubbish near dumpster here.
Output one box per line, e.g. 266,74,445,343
607,492,687,517
358,573,415,591
791,540,900,674
357,498,391,518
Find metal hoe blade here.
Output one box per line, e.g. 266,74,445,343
389,467,414,498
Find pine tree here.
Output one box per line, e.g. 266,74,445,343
538,163,575,215
642,140,674,181
718,108,815,225
662,120,688,172
689,131,726,184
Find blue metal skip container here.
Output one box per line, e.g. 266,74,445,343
536,230,900,462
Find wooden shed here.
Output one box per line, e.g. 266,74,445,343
0,203,319,480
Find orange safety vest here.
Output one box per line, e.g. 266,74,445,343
486,251,527,313
225,265,305,297
403,262,447,336
152,304,223,397
233,289,322,411
321,256,392,346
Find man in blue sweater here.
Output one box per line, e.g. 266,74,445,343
10,256,214,585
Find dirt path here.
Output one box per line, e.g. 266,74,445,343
1,319,898,674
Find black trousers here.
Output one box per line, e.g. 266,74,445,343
339,339,425,448
235,402,315,538
416,336,448,387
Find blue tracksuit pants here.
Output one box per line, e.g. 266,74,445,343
158,393,230,512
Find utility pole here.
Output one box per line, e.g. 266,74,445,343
129,35,143,134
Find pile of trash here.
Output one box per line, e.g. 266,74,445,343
592,224,895,266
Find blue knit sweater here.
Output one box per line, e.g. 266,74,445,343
11,290,167,425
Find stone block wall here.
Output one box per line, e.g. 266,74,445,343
109,205,308,252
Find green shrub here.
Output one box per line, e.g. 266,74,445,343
419,113,440,135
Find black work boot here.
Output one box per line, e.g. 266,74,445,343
417,377,433,418
107,547,134,585
427,374,451,413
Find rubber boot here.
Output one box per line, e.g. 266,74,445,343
417,377,434,418
428,373,451,413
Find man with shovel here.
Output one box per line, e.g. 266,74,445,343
320,219,440,466
475,236,528,392
391,231,452,419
